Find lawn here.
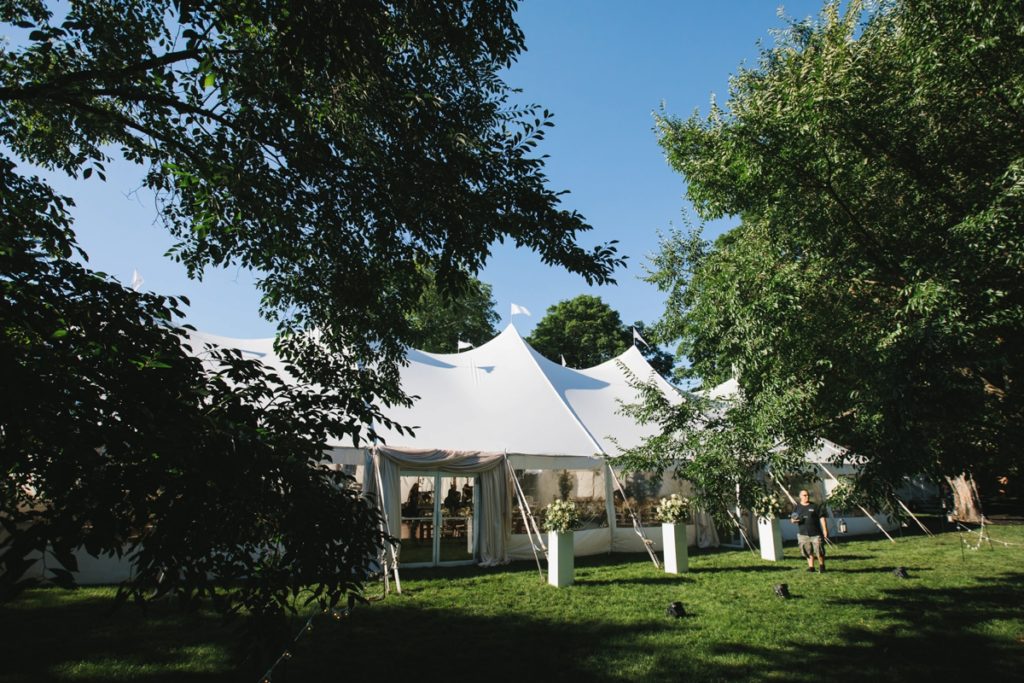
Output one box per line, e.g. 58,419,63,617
2,524,1022,682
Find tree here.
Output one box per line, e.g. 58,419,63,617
528,295,626,368
1,0,621,412
0,157,384,666
526,295,672,375
405,265,500,353
632,0,1023,521
0,0,622,656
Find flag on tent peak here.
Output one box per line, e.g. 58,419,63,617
632,327,648,347
130,269,144,292
560,354,567,367
510,303,531,316
457,340,474,351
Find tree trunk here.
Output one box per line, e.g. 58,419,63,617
945,473,985,523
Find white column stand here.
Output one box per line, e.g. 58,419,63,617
548,530,575,587
662,522,688,574
758,517,784,561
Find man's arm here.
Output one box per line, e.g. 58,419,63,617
820,515,829,538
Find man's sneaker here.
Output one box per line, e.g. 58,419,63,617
817,566,826,573
806,567,815,573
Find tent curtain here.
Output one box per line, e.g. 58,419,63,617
364,447,511,566
694,510,720,549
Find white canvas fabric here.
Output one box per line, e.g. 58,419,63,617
185,325,681,458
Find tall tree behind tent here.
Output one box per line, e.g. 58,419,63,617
405,264,500,353
528,295,674,375
640,0,1023,520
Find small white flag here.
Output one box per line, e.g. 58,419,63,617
130,269,144,292
510,303,531,317
632,327,649,347
457,340,474,351
560,354,567,367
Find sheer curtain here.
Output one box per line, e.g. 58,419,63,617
363,447,512,566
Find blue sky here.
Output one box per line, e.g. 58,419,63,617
61,1,828,340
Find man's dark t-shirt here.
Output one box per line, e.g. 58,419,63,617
792,502,825,537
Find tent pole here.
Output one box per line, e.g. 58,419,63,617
896,496,934,536
505,455,546,581
725,509,759,556
607,466,661,569
817,463,895,543
510,456,549,555
604,461,616,554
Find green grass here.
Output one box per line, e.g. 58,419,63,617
3,525,1023,682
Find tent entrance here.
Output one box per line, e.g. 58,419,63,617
399,472,476,567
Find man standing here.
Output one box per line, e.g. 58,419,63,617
790,489,829,573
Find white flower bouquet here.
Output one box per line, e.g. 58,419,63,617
542,499,582,533
654,494,690,524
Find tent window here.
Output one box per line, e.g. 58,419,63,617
512,468,609,532
616,472,693,526
398,473,476,567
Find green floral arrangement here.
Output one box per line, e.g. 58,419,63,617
654,494,690,524
542,499,582,533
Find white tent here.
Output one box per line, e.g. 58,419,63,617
187,324,692,565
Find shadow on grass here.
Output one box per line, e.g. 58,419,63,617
823,566,926,575
576,575,695,586
0,592,230,682
691,564,793,574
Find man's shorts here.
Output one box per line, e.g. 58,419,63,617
798,533,825,558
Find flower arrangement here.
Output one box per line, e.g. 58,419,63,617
753,493,783,521
654,494,690,524
542,499,582,533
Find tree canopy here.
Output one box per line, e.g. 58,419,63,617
526,294,673,375
0,0,622,654
405,265,500,353
626,0,1023,516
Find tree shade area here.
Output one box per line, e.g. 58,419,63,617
0,0,622,659
632,0,1024,518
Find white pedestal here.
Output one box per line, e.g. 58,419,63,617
663,523,688,574
548,530,574,587
758,517,784,561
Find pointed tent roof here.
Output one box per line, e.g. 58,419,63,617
186,324,681,458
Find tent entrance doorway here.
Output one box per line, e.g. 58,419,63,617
399,473,476,567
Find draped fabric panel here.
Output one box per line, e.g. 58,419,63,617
694,510,721,548
365,447,512,566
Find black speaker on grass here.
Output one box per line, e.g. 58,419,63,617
666,601,686,618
